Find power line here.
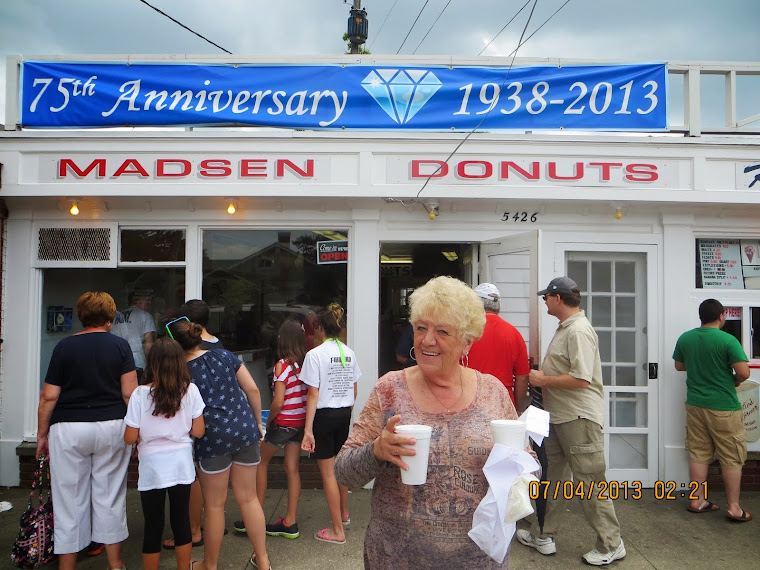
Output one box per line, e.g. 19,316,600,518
137,0,232,54
412,0,454,55
478,0,532,57
414,0,540,202
505,0,573,58
396,0,432,55
369,0,401,50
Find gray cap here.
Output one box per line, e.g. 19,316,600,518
537,276,579,296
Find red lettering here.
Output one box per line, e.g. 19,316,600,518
547,162,584,181
276,159,314,178
588,162,623,181
456,160,492,179
58,158,106,178
500,161,540,180
156,159,191,177
625,164,658,182
319,252,347,262
411,160,448,178
112,159,149,177
240,159,268,178
200,159,232,177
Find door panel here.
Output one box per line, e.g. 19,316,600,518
479,231,540,361
567,251,657,484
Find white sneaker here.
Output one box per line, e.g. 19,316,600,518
515,529,557,555
583,540,626,566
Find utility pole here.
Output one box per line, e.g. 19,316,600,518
350,1,361,55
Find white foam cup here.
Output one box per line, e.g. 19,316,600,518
490,419,527,449
395,424,433,485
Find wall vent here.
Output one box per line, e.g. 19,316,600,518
34,225,117,267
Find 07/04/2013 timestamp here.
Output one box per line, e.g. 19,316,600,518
528,480,709,501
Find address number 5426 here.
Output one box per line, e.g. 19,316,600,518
502,212,538,222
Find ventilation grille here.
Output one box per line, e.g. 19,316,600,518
38,228,112,261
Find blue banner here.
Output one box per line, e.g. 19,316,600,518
20,61,666,130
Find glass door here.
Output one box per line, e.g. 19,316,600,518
567,251,657,485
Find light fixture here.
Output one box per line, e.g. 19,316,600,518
424,200,440,220
226,201,237,215
441,251,459,261
615,208,623,220
69,201,80,216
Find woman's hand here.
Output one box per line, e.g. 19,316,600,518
372,414,418,471
35,436,48,460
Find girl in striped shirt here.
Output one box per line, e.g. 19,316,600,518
256,319,308,539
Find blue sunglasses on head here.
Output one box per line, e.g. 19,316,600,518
165,316,190,340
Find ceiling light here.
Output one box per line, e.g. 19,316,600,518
69,202,79,216
227,201,237,215
441,251,459,261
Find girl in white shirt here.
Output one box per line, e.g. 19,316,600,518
300,303,362,545
124,337,205,570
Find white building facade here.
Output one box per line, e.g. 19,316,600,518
1,56,759,487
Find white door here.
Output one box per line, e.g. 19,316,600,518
566,251,658,485
479,231,541,363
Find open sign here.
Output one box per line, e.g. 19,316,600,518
317,240,348,265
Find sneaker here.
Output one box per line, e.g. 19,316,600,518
265,516,300,539
583,540,626,566
516,529,556,555
87,542,104,556
233,519,247,534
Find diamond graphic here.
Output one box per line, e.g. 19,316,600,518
361,69,442,124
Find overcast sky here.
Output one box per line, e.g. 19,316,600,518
1,0,758,125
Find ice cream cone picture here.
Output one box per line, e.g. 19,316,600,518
746,245,755,264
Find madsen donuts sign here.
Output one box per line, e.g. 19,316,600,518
54,156,662,185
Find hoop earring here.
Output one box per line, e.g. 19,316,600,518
460,353,469,368
409,347,416,362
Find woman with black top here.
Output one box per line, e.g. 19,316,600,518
36,291,137,570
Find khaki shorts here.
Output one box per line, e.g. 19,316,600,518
685,404,747,469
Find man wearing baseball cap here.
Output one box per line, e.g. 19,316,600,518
467,283,530,412
516,276,624,566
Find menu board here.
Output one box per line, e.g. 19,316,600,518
698,239,744,289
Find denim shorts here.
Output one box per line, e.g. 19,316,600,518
197,443,261,474
264,423,304,448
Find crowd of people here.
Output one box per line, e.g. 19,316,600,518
35,276,753,570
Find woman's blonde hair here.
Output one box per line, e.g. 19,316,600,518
409,276,486,344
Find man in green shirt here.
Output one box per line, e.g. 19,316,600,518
672,298,751,522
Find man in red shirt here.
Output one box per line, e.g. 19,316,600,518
468,283,531,412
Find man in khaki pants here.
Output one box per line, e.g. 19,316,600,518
516,276,624,566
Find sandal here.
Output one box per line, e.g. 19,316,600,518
163,536,204,549
249,554,273,569
687,501,719,513
314,528,346,545
727,509,752,522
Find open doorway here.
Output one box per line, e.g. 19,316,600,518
378,242,473,376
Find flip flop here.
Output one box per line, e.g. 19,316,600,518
687,501,720,513
163,536,204,549
342,516,351,527
313,528,346,545
249,554,273,570
727,510,752,522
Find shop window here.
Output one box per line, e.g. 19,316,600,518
201,230,349,396
41,267,186,386
120,229,186,262
723,306,742,344
695,238,760,289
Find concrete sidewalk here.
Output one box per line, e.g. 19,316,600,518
1,485,758,569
